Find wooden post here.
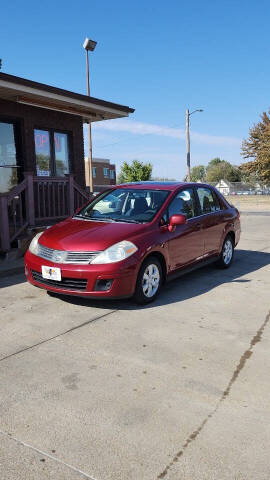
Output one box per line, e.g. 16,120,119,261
68,174,75,216
24,172,35,226
0,194,10,252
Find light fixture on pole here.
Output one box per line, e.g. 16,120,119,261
186,108,203,181
83,37,97,192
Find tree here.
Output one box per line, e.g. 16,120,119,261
36,154,50,171
117,160,153,183
241,109,270,183
190,165,206,182
206,158,241,183
8,167,18,190
206,157,223,171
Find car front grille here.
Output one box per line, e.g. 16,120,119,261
37,244,100,264
31,270,88,291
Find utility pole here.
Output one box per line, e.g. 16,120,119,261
185,108,204,181
186,109,191,181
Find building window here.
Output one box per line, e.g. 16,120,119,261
92,166,96,178
34,129,70,177
109,170,115,179
54,132,69,176
34,130,51,176
103,167,109,177
0,121,19,193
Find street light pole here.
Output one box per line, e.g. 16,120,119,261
86,50,93,192
185,108,203,182
86,49,90,96
83,37,97,193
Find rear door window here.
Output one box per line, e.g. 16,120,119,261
212,190,222,211
197,187,220,214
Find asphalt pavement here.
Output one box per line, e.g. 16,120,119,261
0,213,269,480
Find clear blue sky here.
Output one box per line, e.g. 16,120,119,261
1,0,270,179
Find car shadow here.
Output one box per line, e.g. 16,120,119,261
48,249,270,311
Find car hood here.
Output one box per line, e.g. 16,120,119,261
38,217,146,251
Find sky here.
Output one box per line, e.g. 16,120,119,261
1,0,270,180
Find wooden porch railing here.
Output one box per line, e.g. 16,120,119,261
0,172,91,252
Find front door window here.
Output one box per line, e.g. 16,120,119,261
0,121,18,193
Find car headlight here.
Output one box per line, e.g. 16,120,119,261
91,240,138,264
28,232,43,255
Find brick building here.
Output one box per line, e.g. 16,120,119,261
0,72,134,251
85,157,116,191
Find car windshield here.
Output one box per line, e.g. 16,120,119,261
76,188,170,223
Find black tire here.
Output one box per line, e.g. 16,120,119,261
134,256,163,304
217,235,234,269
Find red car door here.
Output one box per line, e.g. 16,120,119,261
196,187,226,256
165,188,204,271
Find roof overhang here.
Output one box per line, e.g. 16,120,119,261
0,73,134,122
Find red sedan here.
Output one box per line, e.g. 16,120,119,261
25,182,241,304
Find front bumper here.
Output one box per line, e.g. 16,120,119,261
24,250,139,298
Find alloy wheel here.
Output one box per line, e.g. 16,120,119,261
142,264,160,298
223,238,233,265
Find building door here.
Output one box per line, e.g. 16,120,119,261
0,120,21,193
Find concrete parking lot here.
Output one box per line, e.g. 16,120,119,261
0,213,270,480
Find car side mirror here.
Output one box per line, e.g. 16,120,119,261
168,214,186,232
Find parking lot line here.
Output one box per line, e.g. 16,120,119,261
0,428,99,480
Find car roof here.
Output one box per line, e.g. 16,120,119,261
115,181,215,191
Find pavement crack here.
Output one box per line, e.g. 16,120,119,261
0,428,99,480
0,310,117,363
157,309,270,479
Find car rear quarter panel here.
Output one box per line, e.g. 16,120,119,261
218,207,241,251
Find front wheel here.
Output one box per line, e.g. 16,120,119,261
134,257,162,304
217,235,234,268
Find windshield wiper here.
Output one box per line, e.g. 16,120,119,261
73,215,142,224
73,215,114,222
86,216,116,222
113,218,142,224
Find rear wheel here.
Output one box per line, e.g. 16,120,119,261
134,257,162,304
217,235,234,268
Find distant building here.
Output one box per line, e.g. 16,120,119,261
215,179,264,195
85,157,116,192
215,180,232,195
